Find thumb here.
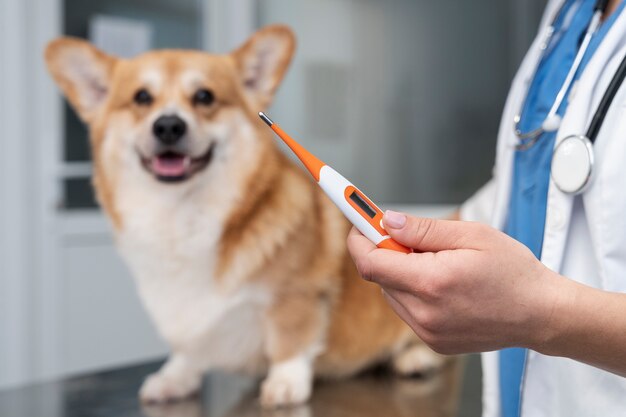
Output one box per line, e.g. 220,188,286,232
382,210,480,252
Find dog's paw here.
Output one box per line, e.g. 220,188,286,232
260,375,312,408
260,357,313,408
392,344,447,376
139,371,201,403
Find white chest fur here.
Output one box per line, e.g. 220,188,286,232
112,168,269,371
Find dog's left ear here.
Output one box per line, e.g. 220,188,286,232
231,25,296,110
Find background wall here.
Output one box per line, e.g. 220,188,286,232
260,0,548,203
0,0,547,389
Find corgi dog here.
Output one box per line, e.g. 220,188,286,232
45,25,448,408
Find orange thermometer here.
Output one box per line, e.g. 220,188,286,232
259,112,411,253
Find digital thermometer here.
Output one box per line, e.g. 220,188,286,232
259,112,411,253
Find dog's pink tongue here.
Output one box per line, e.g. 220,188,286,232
152,154,189,177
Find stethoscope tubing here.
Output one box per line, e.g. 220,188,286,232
514,0,609,149
585,47,626,141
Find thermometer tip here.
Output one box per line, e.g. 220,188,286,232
258,112,273,126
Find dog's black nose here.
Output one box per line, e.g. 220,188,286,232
153,115,187,145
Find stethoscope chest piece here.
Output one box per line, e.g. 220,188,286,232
551,135,594,195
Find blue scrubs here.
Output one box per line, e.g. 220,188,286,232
500,1,626,416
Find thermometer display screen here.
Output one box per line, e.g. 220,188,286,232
349,191,376,218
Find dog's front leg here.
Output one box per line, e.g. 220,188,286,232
140,353,203,403
260,292,327,408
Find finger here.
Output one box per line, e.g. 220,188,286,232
383,286,423,306
354,247,441,292
382,288,415,326
347,227,389,285
383,286,432,322
346,226,379,281
346,227,377,273
347,226,377,256
348,226,444,293
381,288,428,341
382,210,484,252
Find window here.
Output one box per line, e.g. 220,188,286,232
61,0,203,209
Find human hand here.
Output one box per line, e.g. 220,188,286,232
347,211,575,355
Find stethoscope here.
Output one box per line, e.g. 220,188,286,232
514,0,626,194
551,52,626,194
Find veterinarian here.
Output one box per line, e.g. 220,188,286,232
348,0,626,416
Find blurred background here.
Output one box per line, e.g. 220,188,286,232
0,0,546,408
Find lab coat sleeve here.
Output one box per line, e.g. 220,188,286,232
459,178,497,224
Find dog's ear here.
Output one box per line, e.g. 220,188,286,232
45,37,117,123
231,25,296,110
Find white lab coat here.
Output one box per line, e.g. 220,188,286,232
460,1,626,415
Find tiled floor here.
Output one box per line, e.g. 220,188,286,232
0,354,482,417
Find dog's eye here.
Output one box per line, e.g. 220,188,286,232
133,89,153,106
192,89,215,106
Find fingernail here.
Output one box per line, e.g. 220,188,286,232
384,210,406,229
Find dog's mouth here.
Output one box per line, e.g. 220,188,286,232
140,144,215,183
